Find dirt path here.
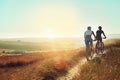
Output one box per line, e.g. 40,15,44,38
57,58,87,80
57,51,107,80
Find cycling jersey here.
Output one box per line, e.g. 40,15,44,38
84,30,93,47
85,30,92,36
96,30,104,42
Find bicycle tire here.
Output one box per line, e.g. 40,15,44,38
96,42,104,54
86,46,93,61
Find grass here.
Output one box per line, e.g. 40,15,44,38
0,53,44,68
0,38,83,52
0,41,47,51
77,47,120,80
0,39,120,80
33,49,85,80
0,48,85,80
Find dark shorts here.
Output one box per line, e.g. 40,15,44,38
96,37,102,42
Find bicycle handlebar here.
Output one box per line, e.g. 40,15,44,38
93,37,106,41
102,37,107,39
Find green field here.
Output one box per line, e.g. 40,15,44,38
0,41,45,52
0,38,82,52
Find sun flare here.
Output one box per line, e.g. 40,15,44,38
47,34,56,39
36,5,80,37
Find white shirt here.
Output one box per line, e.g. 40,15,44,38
85,30,92,36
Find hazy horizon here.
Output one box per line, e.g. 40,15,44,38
0,34,119,39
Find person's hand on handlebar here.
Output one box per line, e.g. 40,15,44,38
103,36,107,39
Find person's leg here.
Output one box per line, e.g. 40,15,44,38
90,39,93,50
85,40,90,61
85,39,89,48
99,38,104,53
100,38,102,43
96,38,99,47
96,39,100,54
85,40,89,53
97,39,101,47
99,38,102,48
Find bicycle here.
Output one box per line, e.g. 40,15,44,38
95,38,106,55
86,42,94,61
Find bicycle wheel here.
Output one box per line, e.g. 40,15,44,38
96,42,104,54
100,42,104,54
96,42,100,54
86,46,93,61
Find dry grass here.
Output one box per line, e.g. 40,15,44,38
0,39,120,80
34,49,85,80
0,53,44,68
77,48,120,80
0,49,85,80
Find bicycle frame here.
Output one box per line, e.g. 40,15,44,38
95,40,105,54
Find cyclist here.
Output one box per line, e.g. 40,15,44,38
95,26,107,54
84,26,96,48
96,26,107,43
84,26,96,61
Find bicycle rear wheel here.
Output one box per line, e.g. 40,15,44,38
100,42,104,53
86,46,93,61
96,42,104,54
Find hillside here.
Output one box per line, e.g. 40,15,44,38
77,47,120,80
0,39,120,80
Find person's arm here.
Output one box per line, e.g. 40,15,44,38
96,31,97,37
102,31,106,38
92,31,96,40
84,32,86,38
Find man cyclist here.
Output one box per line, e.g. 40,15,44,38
96,26,106,43
84,26,96,61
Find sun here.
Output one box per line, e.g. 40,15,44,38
47,34,56,39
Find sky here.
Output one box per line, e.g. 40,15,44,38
0,0,120,38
